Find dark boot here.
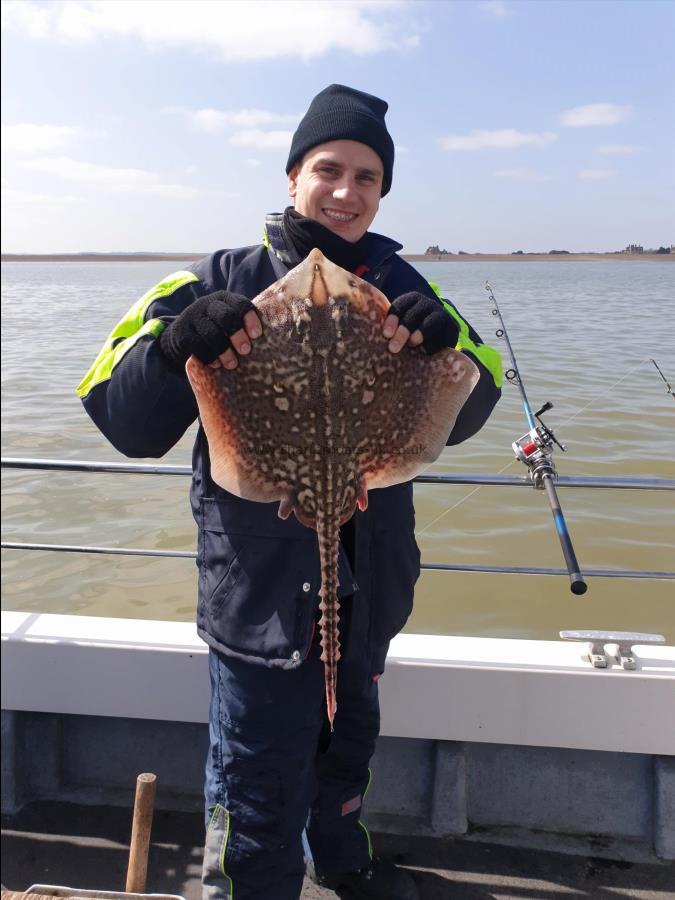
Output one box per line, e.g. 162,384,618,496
306,856,419,899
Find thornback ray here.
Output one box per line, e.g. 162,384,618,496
186,248,479,727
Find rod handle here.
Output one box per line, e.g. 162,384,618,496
542,476,587,595
126,771,157,893
570,573,588,595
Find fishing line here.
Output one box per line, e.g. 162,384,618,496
417,319,670,544
556,359,648,428
417,357,665,534
416,458,516,537
551,357,670,431
417,363,641,534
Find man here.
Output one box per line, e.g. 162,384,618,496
78,84,501,899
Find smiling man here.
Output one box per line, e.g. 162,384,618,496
288,142,383,240
78,84,501,900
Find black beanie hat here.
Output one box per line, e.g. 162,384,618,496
286,84,395,196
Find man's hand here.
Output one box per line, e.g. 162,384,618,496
383,291,460,355
159,291,262,372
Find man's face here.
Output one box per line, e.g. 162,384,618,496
288,140,383,243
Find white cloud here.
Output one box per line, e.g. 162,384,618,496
191,109,229,134
1,187,85,204
578,168,617,179
559,103,631,127
228,130,293,150
19,156,154,184
0,0,51,37
595,144,641,155
245,159,262,167
438,129,557,150
494,167,551,181
17,155,202,197
483,1,513,17
1,123,82,153
1,1,418,61
191,108,299,133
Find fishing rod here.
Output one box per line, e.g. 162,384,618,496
485,281,587,595
649,358,675,401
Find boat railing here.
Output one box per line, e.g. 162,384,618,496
2,456,674,582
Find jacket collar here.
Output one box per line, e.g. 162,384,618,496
263,212,402,270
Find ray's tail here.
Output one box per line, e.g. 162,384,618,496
316,508,341,730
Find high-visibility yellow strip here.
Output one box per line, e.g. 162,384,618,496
358,767,374,860
429,281,503,388
76,270,198,399
358,820,373,860
76,318,165,399
218,804,234,898
207,804,220,830
363,766,373,798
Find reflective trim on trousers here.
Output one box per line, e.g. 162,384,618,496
202,803,234,899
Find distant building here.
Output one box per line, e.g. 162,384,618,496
624,244,644,254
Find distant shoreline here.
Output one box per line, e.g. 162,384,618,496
406,253,672,262
1,252,672,263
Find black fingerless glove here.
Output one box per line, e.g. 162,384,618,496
389,291,460,355
159,291,255,371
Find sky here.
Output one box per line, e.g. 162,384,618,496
1,0,674,254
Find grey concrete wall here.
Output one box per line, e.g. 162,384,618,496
466,743,652,838
2,710,673,862
654,756,675,859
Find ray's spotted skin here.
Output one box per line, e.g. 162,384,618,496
186,249,478,727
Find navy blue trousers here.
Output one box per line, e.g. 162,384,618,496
201,635,387,899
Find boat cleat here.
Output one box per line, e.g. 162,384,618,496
560,630,666,669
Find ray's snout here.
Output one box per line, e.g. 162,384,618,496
291,248,357,307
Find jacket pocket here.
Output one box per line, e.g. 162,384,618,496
198,497,318,662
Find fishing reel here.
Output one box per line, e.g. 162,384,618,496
512,402,567,488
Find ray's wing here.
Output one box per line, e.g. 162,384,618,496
185,290,319,504
359,347,479,490
338,282,479,492
186,356,280,502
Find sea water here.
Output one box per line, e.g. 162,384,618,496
2,259,674,639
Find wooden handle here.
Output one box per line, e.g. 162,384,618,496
125,772,157,893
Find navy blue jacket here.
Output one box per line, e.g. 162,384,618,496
79,215,501,670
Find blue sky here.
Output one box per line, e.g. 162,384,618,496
2,0,673,253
